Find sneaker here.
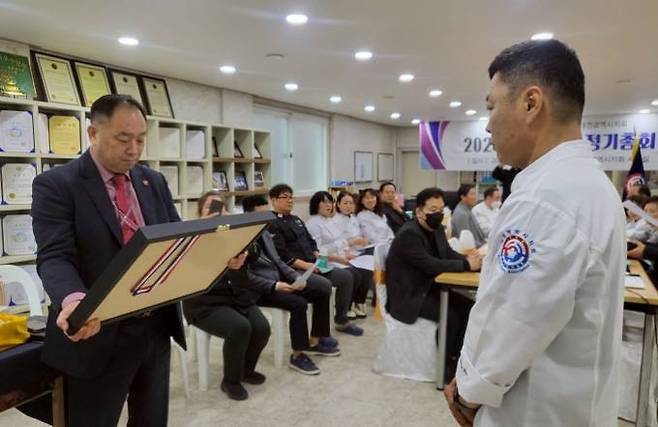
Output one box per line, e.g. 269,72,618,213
347,310,357,320
354,303,367,319
306,344,341,357
319,336,338,348
335,323,364,336
289,353,320,375
220,380,248,401
242,371,266,385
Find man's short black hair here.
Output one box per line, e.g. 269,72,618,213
457,184,475,199
242,195,268,212
309,191,334,216
379,182,397,192
269,183,293,199
90,94,147,124
483,187,500,199
488,39,585,123
416,187,445,209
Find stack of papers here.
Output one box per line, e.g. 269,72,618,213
624,275,646,289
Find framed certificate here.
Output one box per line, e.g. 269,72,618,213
1,163,37,204
48,115,81,155
33,52,80,105
109,69,144,106
74,62,111,107
0,110,35,153
2,214,37,255
0,51,36,99
141,76,174,118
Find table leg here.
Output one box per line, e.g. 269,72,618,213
51,376,65,427
437,289,449,390
635,313,655,427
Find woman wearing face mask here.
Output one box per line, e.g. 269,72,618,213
356,189,394,245
384,187,481,381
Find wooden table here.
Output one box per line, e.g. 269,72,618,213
435,260,658,427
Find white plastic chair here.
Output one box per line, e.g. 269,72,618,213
372,243,439,382
0,265,43,316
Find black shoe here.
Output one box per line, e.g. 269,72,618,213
220,380,248,400
243,371,266,385
288,353,320,375
306,344,341,357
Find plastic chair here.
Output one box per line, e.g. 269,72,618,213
0,265,43,316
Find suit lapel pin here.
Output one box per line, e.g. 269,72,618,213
142,179,149,186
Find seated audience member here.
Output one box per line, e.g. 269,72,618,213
379,182,409,234
491,164,521,203
625,194,649,239
241,196,339,375
628,182,651,198
356,188,395,245
471,187,501,235
183,192,270,401
267,184,363,336
385,187,481,379
306,191,372,319
628,195,658,243
450,184,487,247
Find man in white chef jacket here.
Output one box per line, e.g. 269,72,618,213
444,39,626,426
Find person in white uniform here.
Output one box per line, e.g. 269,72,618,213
444,39,625,427
471,187,501,236
356,188,394,245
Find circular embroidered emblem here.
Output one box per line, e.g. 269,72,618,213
498,230,536,273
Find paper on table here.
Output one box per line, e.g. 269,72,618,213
624,275,646,289
292,261,317,290
623,200,658,228
349,255,374,271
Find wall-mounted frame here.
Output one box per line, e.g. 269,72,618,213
141,76,174,118
354,151,373,183
109,69,145,106
377,153,394,181
73,61,111,107
32,52,80,105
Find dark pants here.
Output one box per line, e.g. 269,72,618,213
418,287,474,381
194,305,270,384
348,267,374,304
66,314,171,427
258,273,331,351
321,268,354,325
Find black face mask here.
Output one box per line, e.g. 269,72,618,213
424,211,444,230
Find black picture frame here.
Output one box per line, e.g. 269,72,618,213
140,76,174,118
234,142,244,158
254,145,263,159
234,171,248,191
108,69,145,107
254,171,264,188
213,170,229,191
31,51,80,105
72,61,111,107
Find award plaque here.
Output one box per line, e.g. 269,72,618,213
141,77,173,118
74,62,111,107
1,163,37,204
33,53,80,105
2,214,37,255
109,70,144,106
0,51,36,99
67,211,275,333
48,115,81,155
0,110,34,153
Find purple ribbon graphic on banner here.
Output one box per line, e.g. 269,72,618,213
419,121,450,170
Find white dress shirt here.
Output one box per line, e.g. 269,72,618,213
472,201,499,236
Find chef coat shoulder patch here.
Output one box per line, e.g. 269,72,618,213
498,229,536,273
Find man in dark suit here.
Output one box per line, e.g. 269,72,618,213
385,187,481,379
31,95,186,427
380,182,409,234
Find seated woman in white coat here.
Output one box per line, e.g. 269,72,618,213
306,191,372,319
356,188,394,246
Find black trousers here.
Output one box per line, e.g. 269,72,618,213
66,313,171,427
348,267,374,304
258,273,332,351
194,305,270,384
321,268,354,324
418,287,474,381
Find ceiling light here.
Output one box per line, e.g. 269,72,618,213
639,109,651,114
531,32,554,41
219,65,236,74
364,105,375,112
479,116,488,121
286,14,308,25
354,51,373,61
399,73,415,82
118,37,139,46
429,90,443,98
390,112,401,120
651,99,658,106
449,101,462,108
411,119,421,125
465,110,477,116
284,82,298,91
329,95,342,104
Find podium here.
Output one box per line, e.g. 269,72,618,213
68,211,273,334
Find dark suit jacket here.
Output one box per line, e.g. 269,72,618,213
385,220,469,324
248,232,301,287
32,150,185,378
382,204,409,235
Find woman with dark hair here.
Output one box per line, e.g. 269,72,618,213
356,188,394,245
183,191,271,401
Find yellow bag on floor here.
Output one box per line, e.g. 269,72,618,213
0,313,29,351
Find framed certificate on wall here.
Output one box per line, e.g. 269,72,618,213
74,62,111,107
33,52,80,105
0,51,36,99
141,76,174,118
109,69,144,106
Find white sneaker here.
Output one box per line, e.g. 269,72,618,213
347,310,357,320
354,304,367,319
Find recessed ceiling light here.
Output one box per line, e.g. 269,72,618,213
465,110,477,116
639,109,651,114
449,101,462,108
652,99,658,106
329,95,342,104
118,37,139,46
286,14,308,25
390,112,401,120
364,105,375,112
265,53,285,60
284,82,298,91
531,32,554,41
399,73,415,83
479,116,488,121
219,65,237,74
411,119,421,125
429,90,443,98
355,51,373,61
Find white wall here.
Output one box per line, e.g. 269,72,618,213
166,78,221,123
221,89,253,128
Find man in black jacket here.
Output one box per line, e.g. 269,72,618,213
242,196,338,375
385,187,481,379
380,182,409,234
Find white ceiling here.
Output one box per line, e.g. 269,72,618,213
0,0,657,126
